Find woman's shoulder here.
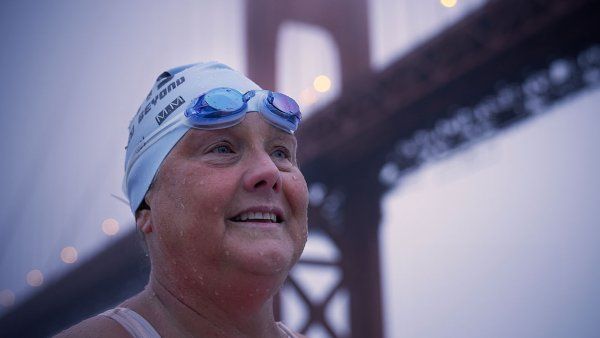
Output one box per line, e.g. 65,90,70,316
53,313,131,338
277,322,308,338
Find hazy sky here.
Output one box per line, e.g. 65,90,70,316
381,88,600,338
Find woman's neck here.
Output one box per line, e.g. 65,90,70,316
132,271,285,337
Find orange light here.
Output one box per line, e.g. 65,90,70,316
313,75,332,93
0,289,15,307
26,269,44,287
441,0,457,8
60,246,78,264
102,218,120,236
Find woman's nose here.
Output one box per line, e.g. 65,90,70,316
242,151,282,193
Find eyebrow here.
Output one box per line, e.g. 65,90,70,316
271,133,297,144
182,128,297,147
269,132,298,150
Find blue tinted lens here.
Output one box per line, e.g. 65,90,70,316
204,88,244,112
184,88,247,128
260,92,301,133
268,92,301,117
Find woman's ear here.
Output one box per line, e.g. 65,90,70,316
136,205,153,234
135,190,156,233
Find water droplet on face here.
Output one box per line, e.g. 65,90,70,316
214,290,220,296
292,175,298,180
224,250,230,256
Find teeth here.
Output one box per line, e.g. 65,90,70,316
234,211,278,222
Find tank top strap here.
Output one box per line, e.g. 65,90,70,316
101,307,161,338
102,307,296,338
276,321,299,338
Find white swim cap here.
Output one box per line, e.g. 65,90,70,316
123,62,261,213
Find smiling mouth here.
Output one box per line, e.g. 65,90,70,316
230,211,282,224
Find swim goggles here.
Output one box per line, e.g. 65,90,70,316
185,87,301,133
127,87,302,176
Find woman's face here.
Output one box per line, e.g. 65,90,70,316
144,112,308,281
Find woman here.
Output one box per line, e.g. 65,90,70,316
58,62,308,337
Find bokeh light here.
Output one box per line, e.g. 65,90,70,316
0,289,15,307
26,270,44,287
441,0,457,8
313,75,332,93
60,246,78,264
102,218,120,236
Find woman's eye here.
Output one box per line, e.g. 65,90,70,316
272,148,290,160
211,145,233,154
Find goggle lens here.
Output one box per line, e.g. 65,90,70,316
268,92,301,117
203,88,244,112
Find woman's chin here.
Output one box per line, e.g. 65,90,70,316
224,242,296,277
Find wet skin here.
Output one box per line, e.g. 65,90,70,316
139,112,309,311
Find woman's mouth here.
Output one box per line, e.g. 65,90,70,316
229,208,284,224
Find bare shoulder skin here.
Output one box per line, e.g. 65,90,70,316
53,314,130,338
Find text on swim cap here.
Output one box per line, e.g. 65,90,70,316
137,76,186,124
155,96,186,126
